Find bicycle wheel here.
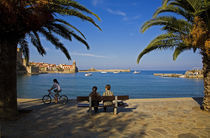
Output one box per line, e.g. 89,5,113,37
42,95,52,104
59,95,68,104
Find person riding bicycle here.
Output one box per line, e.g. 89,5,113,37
48,79,61,103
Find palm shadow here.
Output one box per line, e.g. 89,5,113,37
2,99,149,137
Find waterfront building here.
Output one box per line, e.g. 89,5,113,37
17,48,78,74
62,60,78,73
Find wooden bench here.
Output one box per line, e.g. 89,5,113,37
77,95,129,115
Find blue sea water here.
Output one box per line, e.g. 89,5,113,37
17,70,204,99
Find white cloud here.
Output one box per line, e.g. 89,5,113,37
92,0,103,6
123,15,141,21
133,15,141,20
71,52,108,58
106,8,126,16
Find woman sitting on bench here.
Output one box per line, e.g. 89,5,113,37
103,84,114,112
89,86,101,113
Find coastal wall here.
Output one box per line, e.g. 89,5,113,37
153,73,183,77
79,69,131,72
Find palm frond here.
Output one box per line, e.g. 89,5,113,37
39,28,71,60
162,0,171,8
169,1,195,12
141,16,192,34
53,8,102,31
145,33,180,48
46,22,90,49
29,31,46,56
54,0,101,21
18,38,29,64
46,23,72,41
173,45,191,60
153,5,193,21
69,31,90,50
186,0,203,13
54,19,86,39
137,34,179,63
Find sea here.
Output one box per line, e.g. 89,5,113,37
17,70,204,99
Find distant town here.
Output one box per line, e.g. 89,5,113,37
17,48,130,75
17,48,78,74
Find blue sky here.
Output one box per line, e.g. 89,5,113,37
29,0,202,70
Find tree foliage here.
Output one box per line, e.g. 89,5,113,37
0,0,101,62
137,0,210,63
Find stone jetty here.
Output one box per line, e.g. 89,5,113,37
154,70,203,79
79,68,130,72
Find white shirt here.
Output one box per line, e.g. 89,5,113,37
52,82,61,91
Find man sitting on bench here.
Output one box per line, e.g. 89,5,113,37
89,86,101,113
103,84,114,112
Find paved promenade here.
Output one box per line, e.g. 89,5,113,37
0,98,210,137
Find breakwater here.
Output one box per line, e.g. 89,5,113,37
79,69,130,72
154,70,203,79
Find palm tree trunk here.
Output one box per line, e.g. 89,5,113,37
202,53,210,111
0,39,18,119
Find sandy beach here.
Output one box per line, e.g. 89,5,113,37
0,97,210,137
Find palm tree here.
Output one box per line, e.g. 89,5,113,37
137,0,210,111
0,0,101,119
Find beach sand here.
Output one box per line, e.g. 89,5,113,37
0,98,210,137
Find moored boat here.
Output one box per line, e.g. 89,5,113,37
133,71,140,74
101,72,107,74
113,71,120,74
85,73,92,76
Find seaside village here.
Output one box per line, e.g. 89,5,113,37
17,48,78,74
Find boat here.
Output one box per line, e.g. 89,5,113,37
113,71,120,74
179,75,186,78
133,71,140,74
85,73,92,76
101,72,107,74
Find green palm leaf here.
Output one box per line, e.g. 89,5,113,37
173,45,191,60
141,16,192,34
137,33,179,63
153,5,193,21
138,0,209,63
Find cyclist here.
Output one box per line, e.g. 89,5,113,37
48,79,61,103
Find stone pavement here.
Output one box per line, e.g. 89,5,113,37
0,97,210,137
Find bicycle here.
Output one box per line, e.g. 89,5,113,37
42,90,68,104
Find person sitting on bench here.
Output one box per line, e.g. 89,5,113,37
89,86,101,113
103,84,114,112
